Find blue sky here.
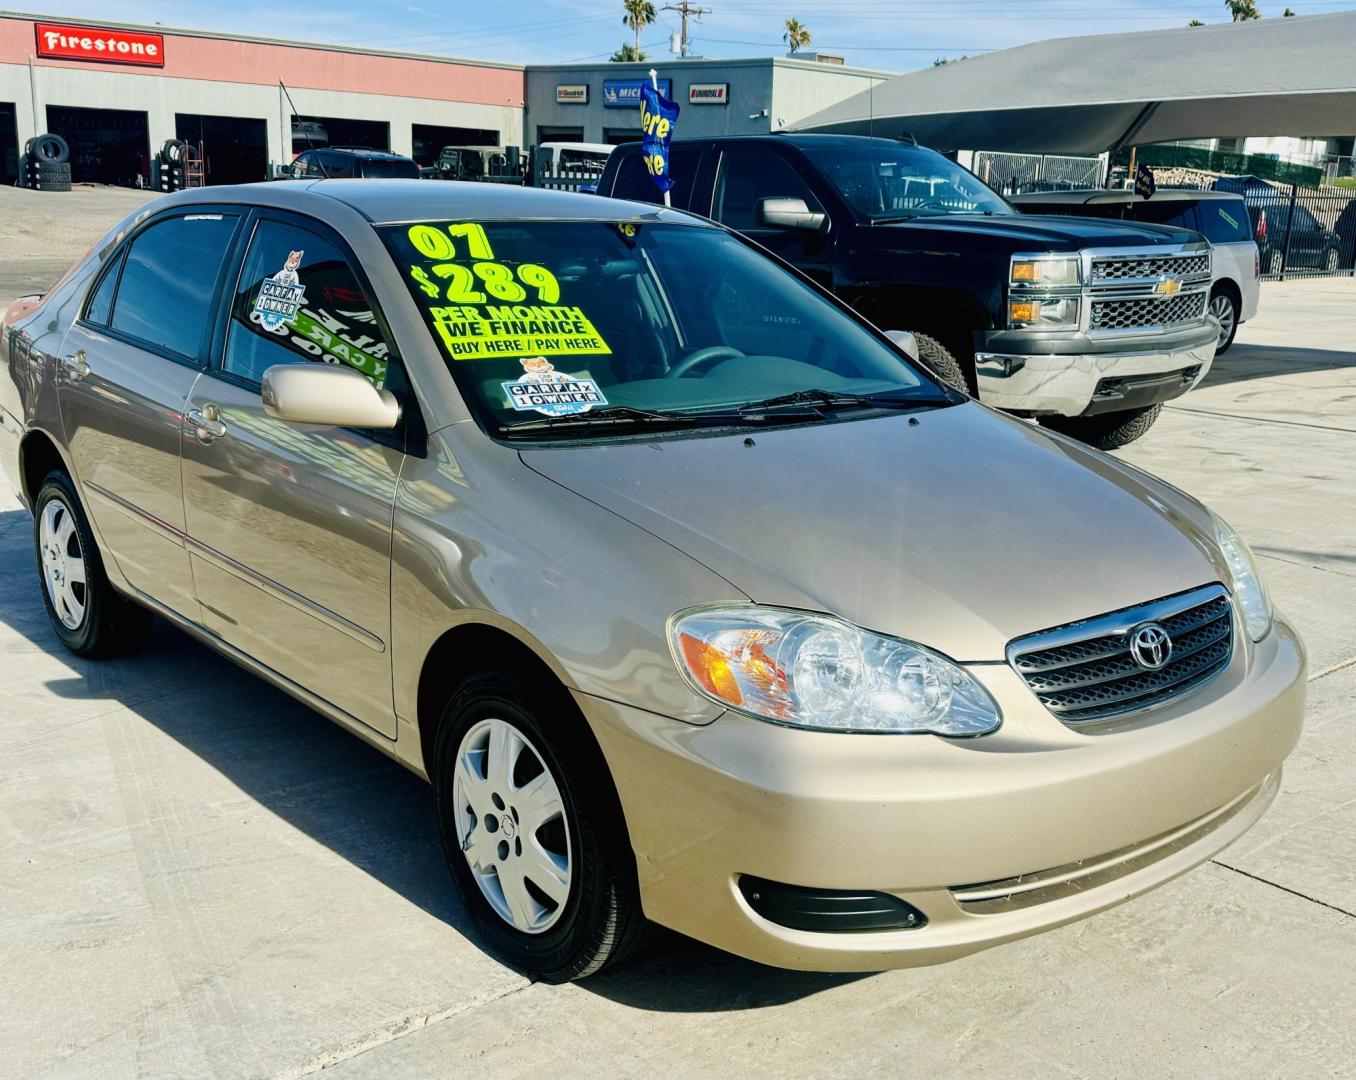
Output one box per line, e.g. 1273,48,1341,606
22,0,1356,71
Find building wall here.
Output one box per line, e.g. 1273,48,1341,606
524,57,892,147
0,13,523,167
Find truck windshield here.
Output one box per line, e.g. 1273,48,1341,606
819,146,1014,221
379,219,952,439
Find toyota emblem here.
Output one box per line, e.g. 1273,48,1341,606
1128,623,1173,670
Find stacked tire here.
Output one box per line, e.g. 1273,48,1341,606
157,139,186,192
24,134,71,192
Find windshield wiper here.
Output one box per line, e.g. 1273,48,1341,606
731,388,949,417
498,405,703,438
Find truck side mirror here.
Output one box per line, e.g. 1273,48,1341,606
758,197,827,232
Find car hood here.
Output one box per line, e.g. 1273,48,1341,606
863,213,1196,252
521,404,1227,662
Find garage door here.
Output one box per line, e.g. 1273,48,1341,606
47,104,150,187
175,114,268,185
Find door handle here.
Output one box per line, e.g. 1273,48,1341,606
61,351,90,381
187,404,228,442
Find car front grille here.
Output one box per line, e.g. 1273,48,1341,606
1090,291,1207,331
1091,253,1211,281
1007,584,1234,724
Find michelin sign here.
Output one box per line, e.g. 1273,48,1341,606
603,77,673,108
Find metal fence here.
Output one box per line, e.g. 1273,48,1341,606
973,151,1103,194
1163,177,1356,280
533,163,603,193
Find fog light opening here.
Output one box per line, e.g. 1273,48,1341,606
738,875,927,933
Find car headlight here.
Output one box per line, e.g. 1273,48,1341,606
1011,255,1080,287
1214,517,1272,641
1009,296,1079,330
669,606,1001,736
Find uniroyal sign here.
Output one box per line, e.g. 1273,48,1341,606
34,22,166,67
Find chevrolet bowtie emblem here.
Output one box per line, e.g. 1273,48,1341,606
1155,276,1182,296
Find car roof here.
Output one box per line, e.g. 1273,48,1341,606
164,178,703,226
311,147,412,161
1011,189,1244,205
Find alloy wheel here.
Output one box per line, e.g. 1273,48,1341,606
1209,294,1236,349
39,497,87,631
452,717,572,934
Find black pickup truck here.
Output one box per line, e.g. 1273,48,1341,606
598,134,1219,448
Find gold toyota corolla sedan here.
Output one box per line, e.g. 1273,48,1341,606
0,182,1304,982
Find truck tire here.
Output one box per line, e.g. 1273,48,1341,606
37,179,72,193
1040,404,1162,450
161,139,186,163
28,133,69,163
33,161,71,180
912,332,970,396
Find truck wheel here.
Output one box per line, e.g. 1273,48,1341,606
912,332,970,395
1040,404,1162,450
33,470,153,657
433,667,650,982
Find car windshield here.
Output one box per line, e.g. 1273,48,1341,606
362,158,421,179
819,145,1013,221
379,219,952,439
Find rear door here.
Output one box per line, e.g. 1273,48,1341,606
180,210,407,737
58,209,243,619
1196,198,1260,320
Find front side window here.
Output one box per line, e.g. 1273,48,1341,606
714,150,823,232
224,218,393,388
818,143,1013,221
110,213,240,359
1130,201,1198,231
380,219,951,440
84,250,123,325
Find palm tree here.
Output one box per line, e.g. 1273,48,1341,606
1187,18,1205,25
623,0,658,54
1225,0,1261,20
783,18,812,55
610,42,648,62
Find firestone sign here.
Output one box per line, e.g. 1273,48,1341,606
34,22,166,68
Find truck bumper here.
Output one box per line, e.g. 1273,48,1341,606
975,324,1218,417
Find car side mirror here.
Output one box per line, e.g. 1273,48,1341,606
261,364,401,430
757,196,826,232
884,329,921,362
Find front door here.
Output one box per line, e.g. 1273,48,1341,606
58,209,243,618
180,213,406,737
712,147,835,291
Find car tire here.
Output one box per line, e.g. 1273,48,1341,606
1040,403,1163,450
1208,287,1239,354
912,332,970,395
33,470,153,657
432,667,649,982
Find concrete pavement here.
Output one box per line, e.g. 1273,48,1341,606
1,239,1353,1076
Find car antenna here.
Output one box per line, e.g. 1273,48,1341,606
279,80,329,178
900,130,918,146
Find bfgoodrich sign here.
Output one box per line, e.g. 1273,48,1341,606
556,84,588,104
34,22,166,67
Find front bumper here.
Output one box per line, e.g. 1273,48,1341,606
975,323,1218,417
578,615,1305,972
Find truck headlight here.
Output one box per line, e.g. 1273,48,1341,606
1009,296,1079,330
669,606,1001,736
1011,255,1080,287
1214,518,1273,641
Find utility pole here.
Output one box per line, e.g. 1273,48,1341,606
662,2,709,58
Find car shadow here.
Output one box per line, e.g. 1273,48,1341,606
0,504,861,1011
1198,342,1356,390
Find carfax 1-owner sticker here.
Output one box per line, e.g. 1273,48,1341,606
502,358,608,416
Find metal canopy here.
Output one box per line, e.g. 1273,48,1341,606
791,12,1356,155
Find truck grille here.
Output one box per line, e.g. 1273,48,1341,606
1091,253,1211,281
1090,291,1207,331
1007,585,1233,724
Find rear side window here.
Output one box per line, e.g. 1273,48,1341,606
1197,200,1252,244
109,213,240,359
714,150,824,232
223,218,393,388
322,153,355,178
610,148,701,209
